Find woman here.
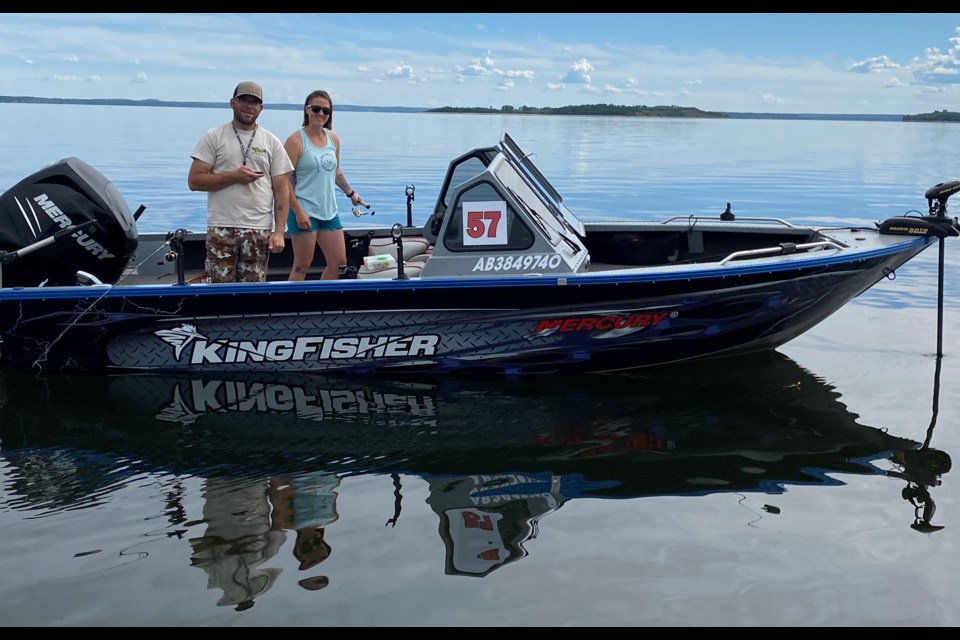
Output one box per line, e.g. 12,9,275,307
284,90,362,280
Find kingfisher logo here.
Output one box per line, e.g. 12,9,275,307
156,377,438,424
155,323,440,364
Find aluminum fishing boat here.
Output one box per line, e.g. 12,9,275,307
0,132,957,374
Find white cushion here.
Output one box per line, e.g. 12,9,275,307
368,236,431,261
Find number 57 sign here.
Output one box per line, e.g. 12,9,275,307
462,201,507,246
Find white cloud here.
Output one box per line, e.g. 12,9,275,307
504,70,534,80
63,54,79,63
848,55,901,73
386,64,414,79
132,71,148,84
563,58,593,84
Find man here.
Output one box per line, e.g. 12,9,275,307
188,81,294,282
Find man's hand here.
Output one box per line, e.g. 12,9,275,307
269,230,286,253
238,166,265,184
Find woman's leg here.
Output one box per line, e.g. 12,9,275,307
316,229,347,280
288,231,319,281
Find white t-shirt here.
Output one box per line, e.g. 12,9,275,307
191,122,294,230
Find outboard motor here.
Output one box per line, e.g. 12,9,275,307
0,157,138,287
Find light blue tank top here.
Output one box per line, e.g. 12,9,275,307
294,128,338,221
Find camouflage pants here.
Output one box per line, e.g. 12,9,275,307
205,227,270,283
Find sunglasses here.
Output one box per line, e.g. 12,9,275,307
309,105,332,115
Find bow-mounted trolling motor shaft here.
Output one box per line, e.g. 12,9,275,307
877,180,960,238
875,181,960,360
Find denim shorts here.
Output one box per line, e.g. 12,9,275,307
287,210,343,234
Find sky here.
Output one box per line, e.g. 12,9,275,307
2,13,960,114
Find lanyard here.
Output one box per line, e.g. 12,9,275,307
233,125,258,166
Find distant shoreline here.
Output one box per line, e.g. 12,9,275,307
3,95,956,122
0,95,423,114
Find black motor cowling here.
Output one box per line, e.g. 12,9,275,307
0,157,138,287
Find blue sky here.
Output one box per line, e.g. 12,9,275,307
2,13,960,114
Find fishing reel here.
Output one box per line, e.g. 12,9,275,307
352,201,375,217
161,229,188,263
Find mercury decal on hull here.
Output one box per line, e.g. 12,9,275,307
532,312,673,337
155,323,441,364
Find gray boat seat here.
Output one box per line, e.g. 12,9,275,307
357,236,431,279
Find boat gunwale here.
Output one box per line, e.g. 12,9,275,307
0,233,929,302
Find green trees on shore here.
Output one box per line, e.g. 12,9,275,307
427,103,729,118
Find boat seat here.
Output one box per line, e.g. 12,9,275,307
367,236,431,261
357,235,431,279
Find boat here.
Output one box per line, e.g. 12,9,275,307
0,132,957,374
0,352,950,581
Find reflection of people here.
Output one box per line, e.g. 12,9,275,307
189,476,287,611
188,81,294,283
283,90,362,281
270,471,340,590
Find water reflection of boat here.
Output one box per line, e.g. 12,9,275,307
0,351,950,583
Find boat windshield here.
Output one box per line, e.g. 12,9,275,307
499,132,586,238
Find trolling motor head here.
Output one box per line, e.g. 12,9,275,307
925,180,960,217
877,181,960,238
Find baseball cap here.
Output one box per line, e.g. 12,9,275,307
233,81,263,102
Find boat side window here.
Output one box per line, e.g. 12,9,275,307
426,155,493,243
442,181,535,251
440,156,490,210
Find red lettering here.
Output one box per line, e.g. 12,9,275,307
534,312,672,334
478,548,501,561
461,511,494,531
534,319,563,333
593,317,612,330
577,317,598,330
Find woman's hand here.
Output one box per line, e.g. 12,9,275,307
295,210,311,230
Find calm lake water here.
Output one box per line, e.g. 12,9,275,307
1,104,959,626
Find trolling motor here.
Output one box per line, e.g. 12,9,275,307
874,181,960,359
926,180,960,217
877,180,960,239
